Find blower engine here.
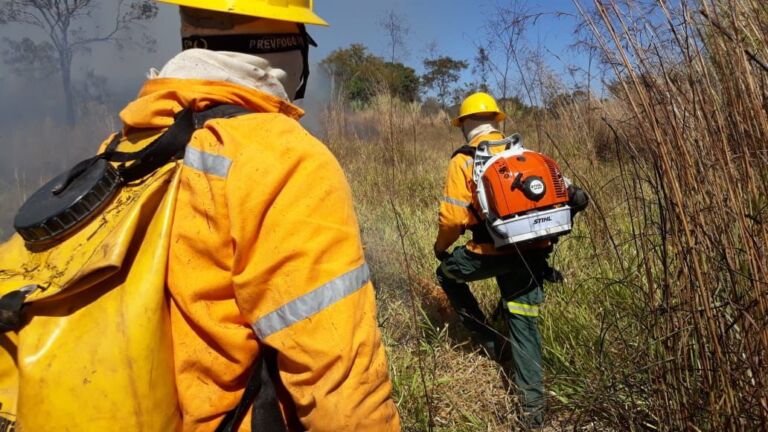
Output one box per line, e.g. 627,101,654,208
472,134,572,247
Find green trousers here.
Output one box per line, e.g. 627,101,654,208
435,245,551,427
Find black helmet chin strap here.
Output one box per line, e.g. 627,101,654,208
181,25,318,100
294,24,317,100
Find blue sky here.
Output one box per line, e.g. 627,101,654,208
94,0,593,98
310,0,586,78
306,0,595,100
0,0,595,110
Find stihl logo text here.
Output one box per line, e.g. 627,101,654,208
533,217,552,225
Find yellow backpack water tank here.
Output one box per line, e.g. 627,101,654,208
0,160,182,431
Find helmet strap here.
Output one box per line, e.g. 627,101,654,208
294,25,317,100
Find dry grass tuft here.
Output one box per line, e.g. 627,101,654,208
428,344,517,431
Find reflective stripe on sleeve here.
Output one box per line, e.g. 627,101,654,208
183,147,232,178
507,301,540,317
441,196,471,208
252,263,371,339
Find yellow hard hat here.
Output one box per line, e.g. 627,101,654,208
451,92,506,127
155,0,329,26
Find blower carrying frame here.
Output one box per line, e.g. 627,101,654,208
472,134,572,248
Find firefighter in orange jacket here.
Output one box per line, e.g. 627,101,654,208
434,93,588,429
143,1,400,430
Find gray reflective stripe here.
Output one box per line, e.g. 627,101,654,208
252,263,371,339
183,147,232,178
441,196,471,208
463,158,473,169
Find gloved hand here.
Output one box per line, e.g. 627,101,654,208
433,244,450,261
568,184,589,216
531,254,564,284
541,266,564,283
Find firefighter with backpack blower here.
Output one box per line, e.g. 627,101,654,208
434,92,589,429
0,1,400,431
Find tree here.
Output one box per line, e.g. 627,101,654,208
476,2,527,107
322,44,420,105
478,1,548,136
421,56,468,108
0,0,158,126
322,44,382,104
378,9,409,64
1,37,57,79
383,62,420,102
472,47,492,93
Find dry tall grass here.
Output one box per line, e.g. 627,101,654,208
321,1,767,430
323,89,642,432
575,0,768,429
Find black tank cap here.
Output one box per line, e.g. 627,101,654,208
14,159,121,247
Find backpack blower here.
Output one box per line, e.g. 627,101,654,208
472,134,572,247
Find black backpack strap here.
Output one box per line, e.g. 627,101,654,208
451,144,476,159
117,105,252,182
53,105,253,192
104,105,250,165
180,104,287,432
250,349,286,431
0,412,15,432
193,104,253,128
215,348,286,432
116,108,196,182
468,223,493,244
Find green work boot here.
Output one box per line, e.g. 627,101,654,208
523,409,544,430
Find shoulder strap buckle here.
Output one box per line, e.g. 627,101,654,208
0,285,38,332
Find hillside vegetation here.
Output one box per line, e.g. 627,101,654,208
324,1,768,430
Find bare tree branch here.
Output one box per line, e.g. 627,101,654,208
0,0,157,125
379,9,410,64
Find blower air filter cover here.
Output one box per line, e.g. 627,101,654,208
523,176,546,201
14,159,121,246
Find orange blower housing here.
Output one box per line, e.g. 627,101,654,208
472,135,573,247
481,151,569,218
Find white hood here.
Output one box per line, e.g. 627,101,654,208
149,48,303,101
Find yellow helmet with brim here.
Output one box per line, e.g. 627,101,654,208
155,0,328,26
452,92,507,127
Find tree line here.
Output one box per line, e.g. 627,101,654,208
320,42,539,117
0,2,591,125
320,43,489,109
320,6,592,116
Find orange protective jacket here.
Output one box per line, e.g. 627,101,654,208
436,131,506,255
118,79,400,431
